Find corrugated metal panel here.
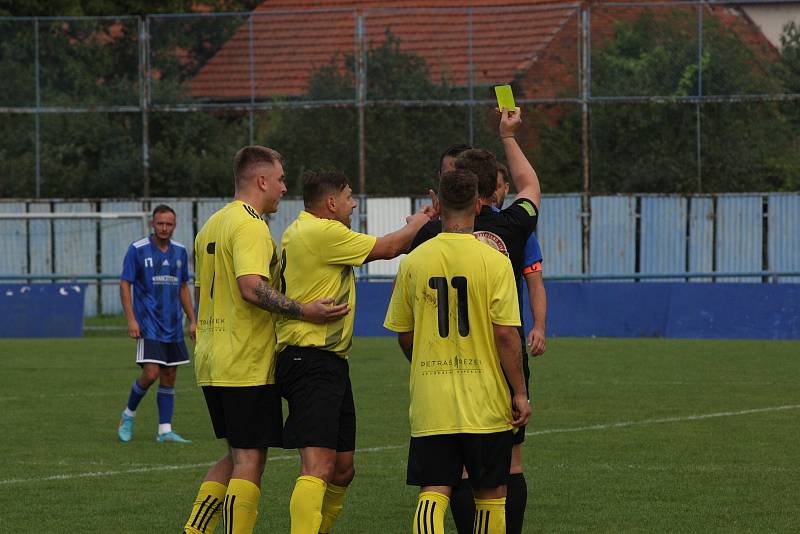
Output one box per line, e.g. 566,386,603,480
589,196,636,277
100,201,145,315
0,202,27,280
268,199,305,246
640,197,687,280
149,199,194,252
27,203,53,277
54,202,97,316
716,195,763,282
768,194,800,283
366,197,412,276
688,197,713,281
538,194,582,276
197,199,229,231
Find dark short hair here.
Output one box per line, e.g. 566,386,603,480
454,148,498,200
233,146,284,185
438,143,472,175
302,169,350,208
497,162,509,182
151,204,175,219
439,169,478,212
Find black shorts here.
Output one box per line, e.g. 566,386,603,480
512,329,531,445
135,338,190,367
276,346,356,452
202,385,283,449
407,431,513,489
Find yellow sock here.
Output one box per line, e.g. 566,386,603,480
473,498,506,534
319,483,348,533
289,475,327,534
184,481,227,534
222,479,261,534
412,491,449,534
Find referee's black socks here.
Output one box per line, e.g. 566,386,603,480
506,473,528,534
449,473,527,534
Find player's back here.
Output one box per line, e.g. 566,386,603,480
194,200,280,387
390,233,520,437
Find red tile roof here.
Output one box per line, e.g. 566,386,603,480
187,0,775,101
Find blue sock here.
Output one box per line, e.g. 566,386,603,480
126,379,150,413
157,386,175,426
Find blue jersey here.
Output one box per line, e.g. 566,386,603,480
121,236,189,343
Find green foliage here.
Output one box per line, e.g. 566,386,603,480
268,32,480,196
536,10,800,193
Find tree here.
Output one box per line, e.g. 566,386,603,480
535,10,800,193
266,32,486,197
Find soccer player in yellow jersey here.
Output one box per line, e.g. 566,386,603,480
384,169,531,534
275,169,433,534
183,147,349,534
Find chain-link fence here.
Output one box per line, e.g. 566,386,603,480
1,1,799,199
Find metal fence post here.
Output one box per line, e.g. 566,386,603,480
248,14,256,145
356,13,366,196
140,16,150,198
696,2,704,193
34,17,41,198
581,6,591,275
467,7,475,145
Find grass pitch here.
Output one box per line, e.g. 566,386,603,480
0,333,798,533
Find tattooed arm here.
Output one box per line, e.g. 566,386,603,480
237,274,349,324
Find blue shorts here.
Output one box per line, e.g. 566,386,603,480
135,338,190,367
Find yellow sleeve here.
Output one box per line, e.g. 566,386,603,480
321,221,378,266
232,219,273,281
383,261,414,332
490,256,521,327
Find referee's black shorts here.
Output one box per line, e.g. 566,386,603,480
512,327,530,445
407,431,514,490
276,345,356,452
202,385,283,449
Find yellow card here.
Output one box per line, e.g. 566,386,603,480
494,85,516,112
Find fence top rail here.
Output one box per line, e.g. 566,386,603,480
595,0,800,7
0,14,139,21
2,271,799,283
0,212,148,219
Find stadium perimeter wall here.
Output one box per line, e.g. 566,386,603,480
0,193,798,318
354,281,800,340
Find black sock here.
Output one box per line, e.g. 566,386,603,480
449,479,475,534
506,473,528,534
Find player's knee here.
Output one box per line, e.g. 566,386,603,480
159,367,177,386
140,369,159,385
333,464,355,487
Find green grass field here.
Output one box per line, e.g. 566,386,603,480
1,333,799,533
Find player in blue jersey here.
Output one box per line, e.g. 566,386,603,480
117,204,196,444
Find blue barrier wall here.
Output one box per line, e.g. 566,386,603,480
354,281,800,340
0,284,86,338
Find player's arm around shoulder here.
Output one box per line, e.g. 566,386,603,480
366,207,435,262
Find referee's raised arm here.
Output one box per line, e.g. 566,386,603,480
499,107,541,209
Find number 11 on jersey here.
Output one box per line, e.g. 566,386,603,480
428,276,470,338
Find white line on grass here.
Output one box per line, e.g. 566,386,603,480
524,404,800,437
3,404,798,486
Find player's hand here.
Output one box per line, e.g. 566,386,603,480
188,321,197,342
510,393,531,427
498,106,522,138
427,189,441,220
127,319,141,339
406,209,432,226
301,298,350,324
527,327,546,357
